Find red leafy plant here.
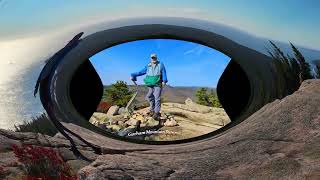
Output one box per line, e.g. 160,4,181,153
12,144,77,180
96,101,112,113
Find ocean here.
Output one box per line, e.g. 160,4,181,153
0,63,44,130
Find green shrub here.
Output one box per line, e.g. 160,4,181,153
102,81,133,107
196,88,222,108
208,94,222,108
195,88,210,106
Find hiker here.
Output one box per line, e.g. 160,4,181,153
130,53,168,121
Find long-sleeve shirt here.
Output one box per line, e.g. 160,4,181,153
131,62,168,83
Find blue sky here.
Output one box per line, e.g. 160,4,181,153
89,39,231,87
0,0,319,49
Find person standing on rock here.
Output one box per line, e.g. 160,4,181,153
130,53,168,121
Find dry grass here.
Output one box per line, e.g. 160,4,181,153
14,113,58,136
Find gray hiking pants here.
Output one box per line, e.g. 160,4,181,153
145,85,162,113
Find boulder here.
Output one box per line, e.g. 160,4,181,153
161,105,230,126
140,123,147,128
164,119,178,127
126,118,140,126
185,99,213,113
163,100,212,114
184,98,193,105
108,118,118,125
117,125,137,137
0,134,22,152
106,124,122,132
160,116,167,120
106,115,125,125
89,112,109,124
66,160,90,175
135,114,144,121
123,114,130,120
78,155,175,179
146,118,159,127
106,105,119,116
117,120,125,126
118,107,126,115
135,107,150,115
88,116,100,126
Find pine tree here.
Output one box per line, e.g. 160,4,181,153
196,88,210,106
268,41,291,96
208,90,222,108
290,43,313,81
103,81,133,107
196,88,222,108
316,65,320,79
287,55,300,91
267,41,307,97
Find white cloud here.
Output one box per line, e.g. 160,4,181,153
183,45,206,56
183,49,195,55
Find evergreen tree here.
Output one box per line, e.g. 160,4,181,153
196,88,222,108
316,65,320,79
268,41,291,96
267,41,313,97
196,88,210,106
288,55,301,90
103,81,133,107
208,89,222,108
290,42,313,80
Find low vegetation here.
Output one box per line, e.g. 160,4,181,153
316,64,320,78
102,80,133,107
195,88,222,108
96,101,112,113
14,113,57,136
267,41,318,98
12,144,77,179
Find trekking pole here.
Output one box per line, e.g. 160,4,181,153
125,80,138,115
132,80,137,86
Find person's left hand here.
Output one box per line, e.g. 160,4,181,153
162,82,166,86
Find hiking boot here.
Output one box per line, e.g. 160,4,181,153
159,119,165,126
152,112,161,120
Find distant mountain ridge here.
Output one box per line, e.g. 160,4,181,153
312,60,320,65
130,85,215,104
104,85,216,104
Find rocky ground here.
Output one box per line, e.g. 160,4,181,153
0,79,319,179
89,98,230,141
0,128,96,179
